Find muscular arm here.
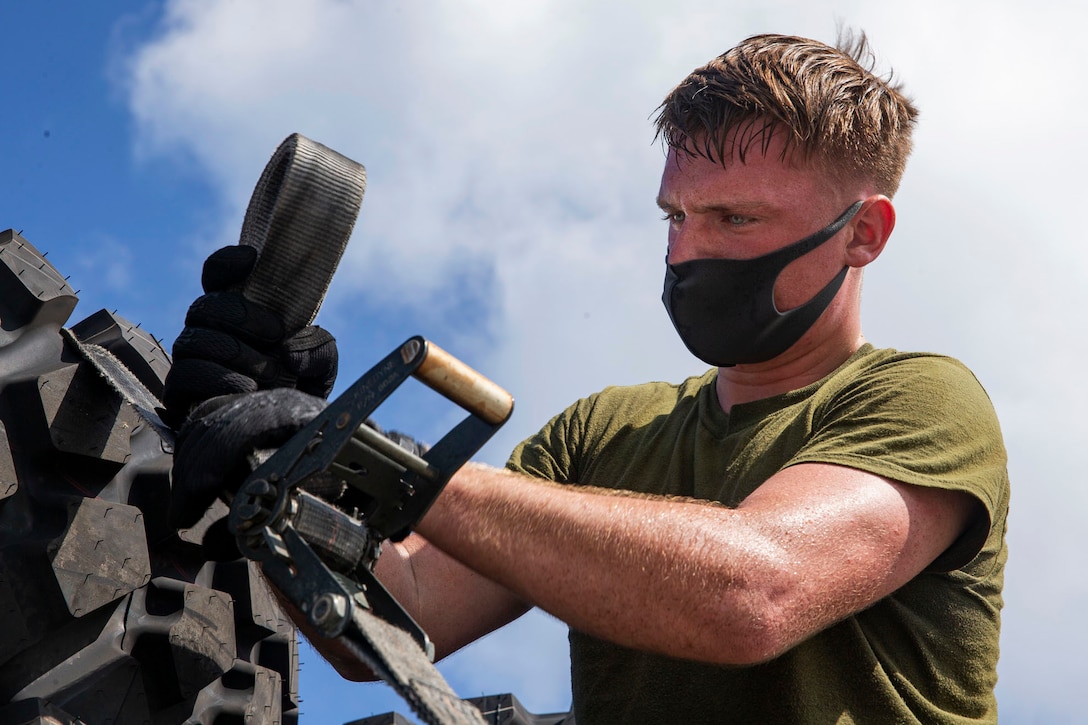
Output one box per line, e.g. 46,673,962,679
414,461,979,665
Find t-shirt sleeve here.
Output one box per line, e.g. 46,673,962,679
506,399,585,483
505,378,701,488
788,354,1008,572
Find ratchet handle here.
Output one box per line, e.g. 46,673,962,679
410,340,513,425
234,335,514,547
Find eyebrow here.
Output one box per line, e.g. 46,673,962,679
655,197,774,215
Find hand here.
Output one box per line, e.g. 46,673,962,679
170,388,326,529
162,245,338,427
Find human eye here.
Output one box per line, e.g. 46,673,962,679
660,209,685,224
725,213,750,226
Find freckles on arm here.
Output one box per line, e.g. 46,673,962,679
416,462,977,665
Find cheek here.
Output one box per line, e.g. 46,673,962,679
772,250,839,311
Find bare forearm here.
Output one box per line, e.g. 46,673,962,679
415,464,793,664
414,460,972,666
373,533,530,660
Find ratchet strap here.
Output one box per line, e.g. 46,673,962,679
231,335,514,725
71,133,488,724
240,133,366,333
69,133,365,444
347,605,489,725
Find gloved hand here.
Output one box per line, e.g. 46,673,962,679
161,245,338,428
170,386,428,530
170,388,326,529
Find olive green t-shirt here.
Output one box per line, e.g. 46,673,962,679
506,345,1009,724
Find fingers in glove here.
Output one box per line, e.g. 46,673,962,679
161,359,262,428
202,244,258,292
165,309,286,423
280,325,338,399
185,291,285,349
170,389,327,528
173,327,283,386
164,323,335,425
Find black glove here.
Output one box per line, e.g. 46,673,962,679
170,388,326,529
162,245,338,427
170,386,427,527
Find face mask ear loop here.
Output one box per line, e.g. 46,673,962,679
764,200,865,319
760,199,865,272
665,200,865,274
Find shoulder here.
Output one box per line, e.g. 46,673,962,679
832,345,984,384
820,346,1000,425
810,345,1005,454
796,346,1009,572
582,371,716,419
507,370,716,481
800,345,1007,490
802,346,1008,530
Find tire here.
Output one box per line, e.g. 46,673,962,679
0,230,299,724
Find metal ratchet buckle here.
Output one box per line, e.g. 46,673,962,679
227,335,514,655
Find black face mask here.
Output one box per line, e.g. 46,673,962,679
662,201,863,367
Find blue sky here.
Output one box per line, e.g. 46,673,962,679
3,3,206,337
3,1,1086,722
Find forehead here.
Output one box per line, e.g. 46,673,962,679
657,132,834,209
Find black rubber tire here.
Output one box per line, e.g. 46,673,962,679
0,230,299,724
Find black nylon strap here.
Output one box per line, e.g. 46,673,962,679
344,606,489,725
240,133,366,333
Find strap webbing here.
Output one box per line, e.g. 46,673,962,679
240,133,366,333
345,606,489,725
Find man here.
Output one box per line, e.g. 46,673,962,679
169,32,1008,724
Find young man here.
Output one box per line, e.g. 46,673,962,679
170,32,1008,724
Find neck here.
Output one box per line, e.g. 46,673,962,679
714,282,866,413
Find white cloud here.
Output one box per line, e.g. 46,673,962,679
71,234,135,293
122,0,1088,720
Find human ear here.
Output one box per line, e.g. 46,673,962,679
845,196,895,267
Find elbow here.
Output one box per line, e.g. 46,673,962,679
695,569,809,666
729,619,800,666
711,601,798,666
